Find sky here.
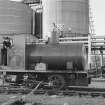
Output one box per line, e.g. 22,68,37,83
90,0,105,35
10,0,105,36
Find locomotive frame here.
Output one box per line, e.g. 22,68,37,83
0,69,89,90
0,32,90,90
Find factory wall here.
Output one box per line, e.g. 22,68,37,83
42,0,89,38
0,0,32,34
0,0,33,69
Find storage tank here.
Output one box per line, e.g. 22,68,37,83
42,0,89,38
26,43,88,70
0,0,32,34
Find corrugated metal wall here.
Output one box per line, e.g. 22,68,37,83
42,0,89,37
0,0,32,34
0,0,33,69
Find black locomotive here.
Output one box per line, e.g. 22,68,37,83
0,34,90,90
24,41,90,89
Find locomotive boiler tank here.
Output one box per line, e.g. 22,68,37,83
26,43,87,71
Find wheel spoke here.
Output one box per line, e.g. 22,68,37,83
48,75,65,90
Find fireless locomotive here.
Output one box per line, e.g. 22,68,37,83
0,32,90,90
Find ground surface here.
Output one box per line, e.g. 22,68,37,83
1,94,105,105
1,79,105,105
23,94,105,105
0,94,20,104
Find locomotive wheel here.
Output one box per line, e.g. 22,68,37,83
48,74,65,90
23,79,34,89
23,74,36,89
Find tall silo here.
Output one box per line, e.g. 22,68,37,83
0,0,32,69
0,0,32,34
42,0,89,38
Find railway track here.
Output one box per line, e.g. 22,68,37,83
33,89,105,98
1,85,105,98
1,84,105,105
0,86,31,94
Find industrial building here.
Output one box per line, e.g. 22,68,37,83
0,0,104,90
0,0,90,69
42,0,89,38
0,0,104,70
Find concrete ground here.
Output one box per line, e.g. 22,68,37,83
1,94,105,105
0,78,105,105
0,94,21,104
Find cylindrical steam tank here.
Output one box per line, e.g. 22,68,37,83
26,43,88,71
0,0,32,34
42,0,89,37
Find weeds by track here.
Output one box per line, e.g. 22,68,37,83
1,85,105,98
1,85,105,105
